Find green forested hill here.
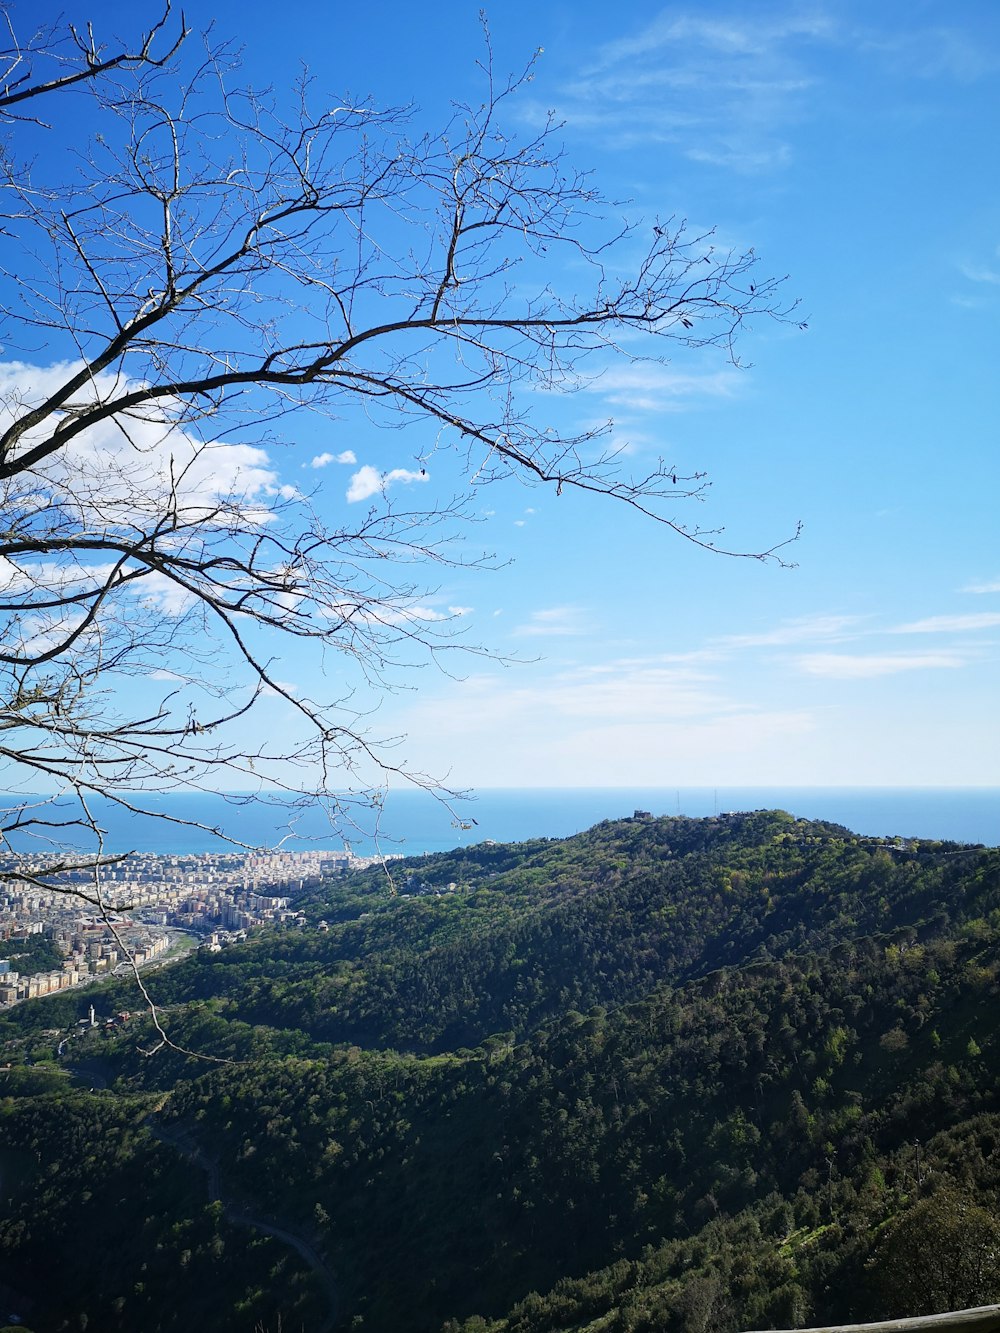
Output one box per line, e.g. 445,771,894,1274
2,811,1000,1332
110,810,992,1053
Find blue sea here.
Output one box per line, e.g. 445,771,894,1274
2,788,999,857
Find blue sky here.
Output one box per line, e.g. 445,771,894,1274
16,1,1000,792
340,1,1000,788
211,1,1000,788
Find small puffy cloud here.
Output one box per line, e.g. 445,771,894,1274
346,464,429,503
797,652,965,678
14,611,86,657
890,612,1000,634
0,556,120,599
310,450,357,468
448,606,474,616
0,553,202,623
261,679,301,698
0,360,284,528
136,571,197,618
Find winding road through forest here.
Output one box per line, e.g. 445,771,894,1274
144,1113,340,1332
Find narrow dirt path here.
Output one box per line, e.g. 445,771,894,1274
145,1114,340,1332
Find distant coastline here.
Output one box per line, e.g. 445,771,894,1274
1,787,998,857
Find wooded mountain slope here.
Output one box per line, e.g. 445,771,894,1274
2,811,1000,1332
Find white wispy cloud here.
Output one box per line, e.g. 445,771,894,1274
862,26,1000,82
720,614,861,649
592,13,837,67
532,10,999,181
537,10,838,171
797,652,965,678
958,258,1000,286
405,658,728,729
962,578,1000,594
513,607,589,638
891,612,1000,634
370,603,471,629
346,464,429,504
370,604,450,627
601,430,649,458
589,365,743,412
538,661,728,720
392,655,818,785
310,450,357,468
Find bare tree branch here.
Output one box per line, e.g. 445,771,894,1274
0,6,798,946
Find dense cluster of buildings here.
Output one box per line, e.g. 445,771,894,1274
0,930,170,1004
0,847,355,1007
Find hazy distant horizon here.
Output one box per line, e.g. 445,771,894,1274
2,786,998,857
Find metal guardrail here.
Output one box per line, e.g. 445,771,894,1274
748,1306,1000,1333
